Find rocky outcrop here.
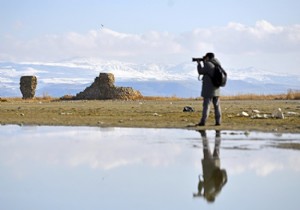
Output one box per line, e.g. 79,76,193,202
20,76,37,99
75,73,142,100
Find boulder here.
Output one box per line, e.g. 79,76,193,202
20,76,37,99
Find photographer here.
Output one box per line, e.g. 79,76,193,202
194,52,222,126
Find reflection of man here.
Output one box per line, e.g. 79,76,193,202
193,130,228,203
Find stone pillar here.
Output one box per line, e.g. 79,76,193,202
20,76,37,99
74,72,142,100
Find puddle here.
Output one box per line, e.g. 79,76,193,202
0,125,300,210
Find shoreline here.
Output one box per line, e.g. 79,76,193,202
1,99,299,133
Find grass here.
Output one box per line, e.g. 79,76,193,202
1,95,300,132
3,90,299,102
1,90,300,133
142,90,300,101
222,90,300,100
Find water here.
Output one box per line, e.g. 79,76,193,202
0,125,300,210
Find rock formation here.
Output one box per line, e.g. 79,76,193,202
75,73,142,100
20,76,37,99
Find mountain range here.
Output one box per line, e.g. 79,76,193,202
1,58,299,98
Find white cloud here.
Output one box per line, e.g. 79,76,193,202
0,66,46,78
189,20,300,54
1,20,300,73
0,127,184,173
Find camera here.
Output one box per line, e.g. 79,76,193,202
192,58,203,62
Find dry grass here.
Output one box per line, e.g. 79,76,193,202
140,95,186,101
286,89,300,100
222,90,300,100
1,90,300,102
222,94,277,100
140,90,300,101
0,96,58,103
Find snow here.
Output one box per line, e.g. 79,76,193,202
1,58,299,97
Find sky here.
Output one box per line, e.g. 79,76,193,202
1,0,300,75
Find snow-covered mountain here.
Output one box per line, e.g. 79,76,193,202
1,58,299,98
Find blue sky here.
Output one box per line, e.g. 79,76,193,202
1,0,300,74
2,0,299,35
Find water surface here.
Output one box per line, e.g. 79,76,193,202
0,126,300,210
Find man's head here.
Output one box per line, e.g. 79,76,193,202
204,52,215,60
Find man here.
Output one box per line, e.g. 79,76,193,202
196,52,222,126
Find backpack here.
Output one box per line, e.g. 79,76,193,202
211,64,227,87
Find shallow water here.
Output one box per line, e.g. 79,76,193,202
0,125,300,210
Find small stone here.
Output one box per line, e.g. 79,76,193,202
272,108,284,119
183,106,194,112
153,113,162,117
241,111,249,117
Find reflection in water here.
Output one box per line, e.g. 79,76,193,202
193,130,227,202
1,126,300,210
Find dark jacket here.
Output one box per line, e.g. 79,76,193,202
197,58,221,97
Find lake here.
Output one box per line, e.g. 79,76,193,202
0,125,300,210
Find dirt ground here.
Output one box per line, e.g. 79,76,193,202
0,98,300,133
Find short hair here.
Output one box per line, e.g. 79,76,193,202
205,52,215,59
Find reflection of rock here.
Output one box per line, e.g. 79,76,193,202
20,76,37,99
75,73,142,100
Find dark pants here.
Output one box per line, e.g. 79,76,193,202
200,97,221,125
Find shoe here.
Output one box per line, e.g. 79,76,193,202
215,123,221,126
196,122,205,126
